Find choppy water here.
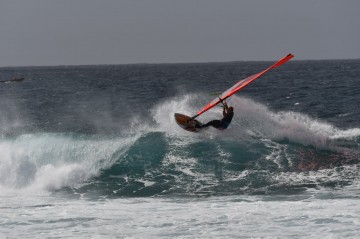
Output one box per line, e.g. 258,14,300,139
1,59,359,238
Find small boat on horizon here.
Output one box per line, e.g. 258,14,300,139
9,76,25,82
0,76,25,83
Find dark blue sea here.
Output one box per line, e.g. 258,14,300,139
1,59,360,238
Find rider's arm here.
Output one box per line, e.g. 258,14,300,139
222,101,229,117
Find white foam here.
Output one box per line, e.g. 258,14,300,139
0,133,139,194
227,96,360,148
150,93,360,149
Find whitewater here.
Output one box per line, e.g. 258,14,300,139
0,59,359,238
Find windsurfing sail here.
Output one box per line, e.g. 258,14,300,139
192,53,294,118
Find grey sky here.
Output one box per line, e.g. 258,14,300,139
1,0,359,66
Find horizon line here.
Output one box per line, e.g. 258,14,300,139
1,57,359,68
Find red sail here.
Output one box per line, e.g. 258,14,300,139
195,54,294,117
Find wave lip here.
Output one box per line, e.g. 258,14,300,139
0,132,138,194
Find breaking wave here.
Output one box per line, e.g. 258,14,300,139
0,95,359,197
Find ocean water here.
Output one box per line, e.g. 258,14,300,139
0,59,360,238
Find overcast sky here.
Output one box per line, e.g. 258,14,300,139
0,0,359,66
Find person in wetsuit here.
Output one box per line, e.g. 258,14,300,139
197,101,234,130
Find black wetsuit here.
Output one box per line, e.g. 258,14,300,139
201,109,234,130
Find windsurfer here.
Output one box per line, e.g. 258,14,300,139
196,101,234,130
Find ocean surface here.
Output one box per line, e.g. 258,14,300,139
0,59,360,238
